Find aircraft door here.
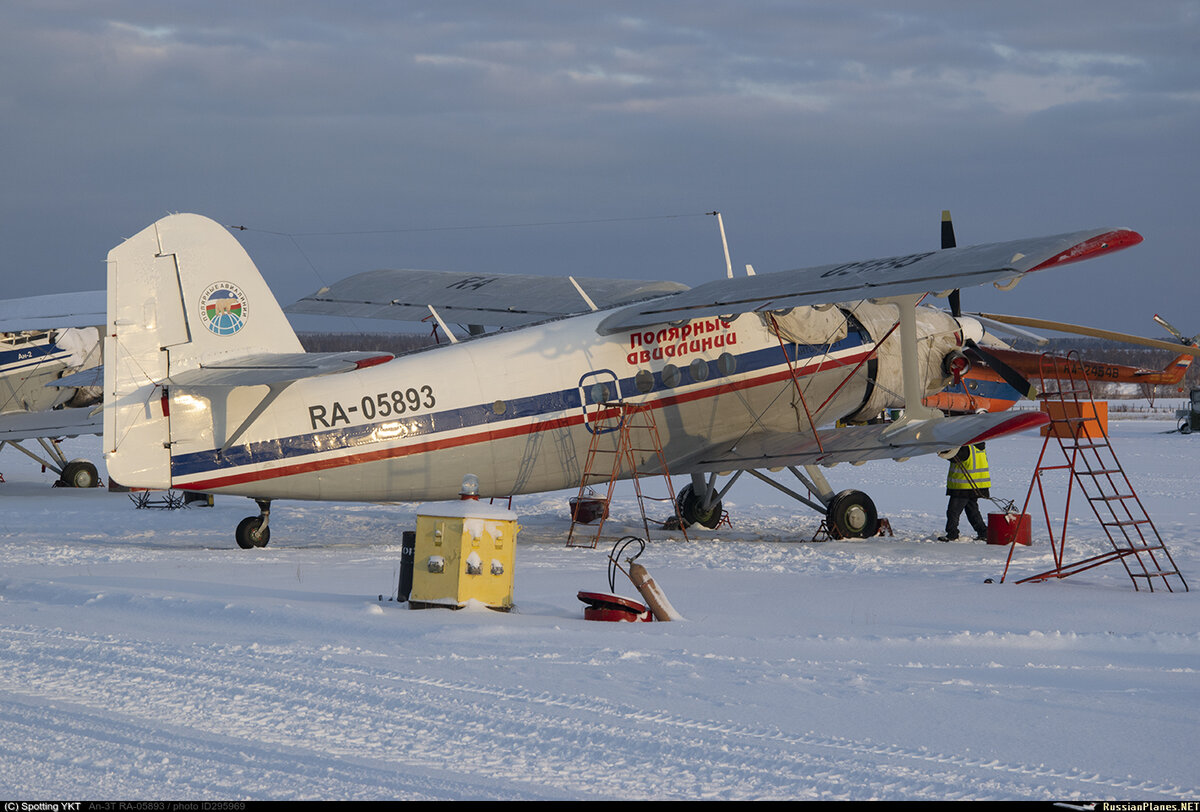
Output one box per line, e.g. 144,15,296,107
578,369,622,434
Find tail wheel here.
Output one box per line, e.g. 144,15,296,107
236,516,270,549
675,483,723,529
826,489,878,539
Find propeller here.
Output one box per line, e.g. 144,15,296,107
940,210,1038,400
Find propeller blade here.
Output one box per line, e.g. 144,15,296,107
941,210,961,317
963,339,1039,400
941,210,957,250
976,313,1200,358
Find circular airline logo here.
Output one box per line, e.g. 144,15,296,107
199,282,248,336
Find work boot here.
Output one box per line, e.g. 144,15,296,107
937,534,958,542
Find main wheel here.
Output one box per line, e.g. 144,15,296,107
59,460,99,488
236,515,270,549
826,489,879,539
675,483,723,529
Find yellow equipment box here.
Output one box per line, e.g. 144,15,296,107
410,500,519,611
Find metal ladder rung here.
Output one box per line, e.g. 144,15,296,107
1100,519,1152,528
1114,543,1168,553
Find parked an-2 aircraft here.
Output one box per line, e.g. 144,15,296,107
103,213,1148,548
0,290,106,487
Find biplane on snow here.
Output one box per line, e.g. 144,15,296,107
102,213,1150,548
0,290,106,486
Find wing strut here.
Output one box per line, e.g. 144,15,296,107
426,305,458,344
881,294,943,430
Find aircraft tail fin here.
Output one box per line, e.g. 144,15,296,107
103,213,301,488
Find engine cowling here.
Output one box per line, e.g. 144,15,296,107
843,303,980,422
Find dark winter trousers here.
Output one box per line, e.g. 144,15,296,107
946,494,987,539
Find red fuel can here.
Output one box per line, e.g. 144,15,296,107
987,513,1031,546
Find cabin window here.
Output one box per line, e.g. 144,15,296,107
634,369,655,394
689,358,710,382
661,364,681,388
717,352,737,376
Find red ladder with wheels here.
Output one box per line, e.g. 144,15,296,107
1002,352,1188,592
566,401,687,548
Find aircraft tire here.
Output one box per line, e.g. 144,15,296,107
59,460,99,489
236,516,270,549
675,484,723,529
826,489,878,539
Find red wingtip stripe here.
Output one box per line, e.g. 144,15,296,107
1028,229,1143,273
969,410,1049,444
354,354,394,370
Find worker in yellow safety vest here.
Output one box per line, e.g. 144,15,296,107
939,442,990,542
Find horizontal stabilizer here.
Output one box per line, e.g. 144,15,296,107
49,366,104,389
164,351,393,388
286,268,689,329
599,228,1141,334
0,290,106,332
0,406,102,442
677,410,1049,472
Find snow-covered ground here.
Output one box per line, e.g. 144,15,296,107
0,418,1196,800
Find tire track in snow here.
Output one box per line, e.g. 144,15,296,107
0,693,546,800
2,625,1192,799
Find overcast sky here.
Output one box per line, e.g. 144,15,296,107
3,2,1197,336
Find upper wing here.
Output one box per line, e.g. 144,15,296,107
0,406,102,442
285,268,689,329
0,290,106,332
598,228,1141,334
671,410,1048,473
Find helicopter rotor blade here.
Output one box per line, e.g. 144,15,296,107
977,313,1200,357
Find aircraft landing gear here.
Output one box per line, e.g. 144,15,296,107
676,482,724,529
826,489,879,539
58,460,99,489
236,499,272,549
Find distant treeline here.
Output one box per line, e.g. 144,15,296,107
298,331,438,355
